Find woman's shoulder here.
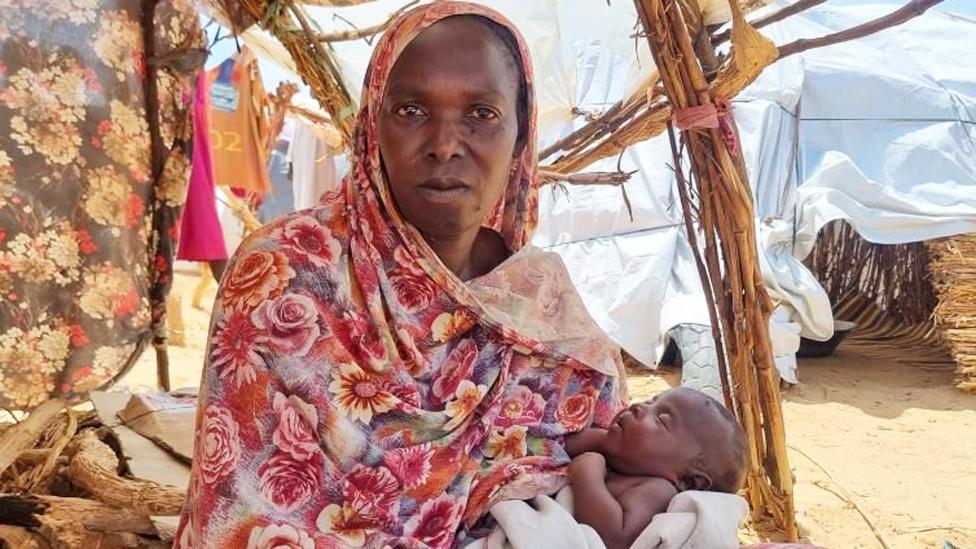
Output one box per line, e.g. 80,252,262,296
228,195,351,263
499,245,571,276
213,198,352,326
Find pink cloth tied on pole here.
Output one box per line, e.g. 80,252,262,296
673,98,739,158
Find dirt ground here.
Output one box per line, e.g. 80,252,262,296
123,271,976,549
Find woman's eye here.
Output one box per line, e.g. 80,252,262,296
395,104,424,117
471,107,499,120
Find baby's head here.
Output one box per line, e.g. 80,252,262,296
601,387,747,493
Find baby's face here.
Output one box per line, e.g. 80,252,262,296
600,388,728,483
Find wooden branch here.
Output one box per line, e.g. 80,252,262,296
316,0,419,43
777,0,945,59
666,124,733,410
283,0,357,143
265,81,299,155
218,187,262,233
544,0,938,172
288,104,334,127
634,0,796,538
25,408,75,493
538,99,629,161
0,525,49,548
0,495,158,536
66,430,185,516
16,450,52,465
0,401,65,478
712,0,826,45
538,170,635,186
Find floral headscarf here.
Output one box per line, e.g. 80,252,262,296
175,3,625,548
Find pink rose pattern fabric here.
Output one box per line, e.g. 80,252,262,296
175,3,626,548
0,0,204,408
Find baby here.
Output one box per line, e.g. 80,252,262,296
564,387,748,549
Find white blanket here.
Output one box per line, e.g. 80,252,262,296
462,487,748,549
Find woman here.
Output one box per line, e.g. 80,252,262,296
175,3,626,547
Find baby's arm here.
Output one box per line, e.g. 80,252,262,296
569,452,677,549
564,427,608,457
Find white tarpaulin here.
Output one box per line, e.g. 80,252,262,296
232,1,976,380
535,2,976,379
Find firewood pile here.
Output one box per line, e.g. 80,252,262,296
0,400,185,548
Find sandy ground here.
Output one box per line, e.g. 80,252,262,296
123,272,976,548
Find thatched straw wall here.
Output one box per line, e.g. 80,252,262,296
807,220,936,325
928,234,976,393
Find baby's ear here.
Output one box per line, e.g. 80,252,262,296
679,470,713,492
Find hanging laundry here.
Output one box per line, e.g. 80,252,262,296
258,138,296,223
288,117,343,210
256,117,296,223
178,72,228,262
207,47,272,194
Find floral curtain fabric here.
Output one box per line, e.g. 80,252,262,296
0,0,204,408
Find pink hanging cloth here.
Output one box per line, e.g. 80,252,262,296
177,71,229,261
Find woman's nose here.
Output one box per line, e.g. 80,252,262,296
425,117,466,163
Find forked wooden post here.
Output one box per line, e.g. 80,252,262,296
633,0,797,538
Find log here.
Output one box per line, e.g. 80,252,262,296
15,450,51,465
26,409,77,492
0,525,49,549
0,401,66,478
66,430,186,516
0,494,157,536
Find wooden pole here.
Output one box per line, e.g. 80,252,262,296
633,0,797,538
777,0,945,59
141,0,172,393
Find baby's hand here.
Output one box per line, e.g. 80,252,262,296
564,427,608,457
568,451,607,479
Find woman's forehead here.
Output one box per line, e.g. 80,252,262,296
384,16,520,97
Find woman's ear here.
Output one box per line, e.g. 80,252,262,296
679,470,713,492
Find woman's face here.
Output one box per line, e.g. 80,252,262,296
377,17,521,243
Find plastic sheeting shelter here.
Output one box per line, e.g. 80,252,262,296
223,0,976,379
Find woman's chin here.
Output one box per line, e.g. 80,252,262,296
412,212,481,242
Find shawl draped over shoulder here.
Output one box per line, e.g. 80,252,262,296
175,3,626,547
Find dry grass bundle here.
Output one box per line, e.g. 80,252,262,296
0,401,184,547
808,221,936,325
633,0,796,539
927,234,976,393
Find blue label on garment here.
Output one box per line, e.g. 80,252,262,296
211,83,239,112
211,57,241,112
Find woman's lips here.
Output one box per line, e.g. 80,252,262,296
417,179,469,203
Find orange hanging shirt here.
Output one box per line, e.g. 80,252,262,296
207,47,272,194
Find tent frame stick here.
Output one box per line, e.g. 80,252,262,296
633,0,797,538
